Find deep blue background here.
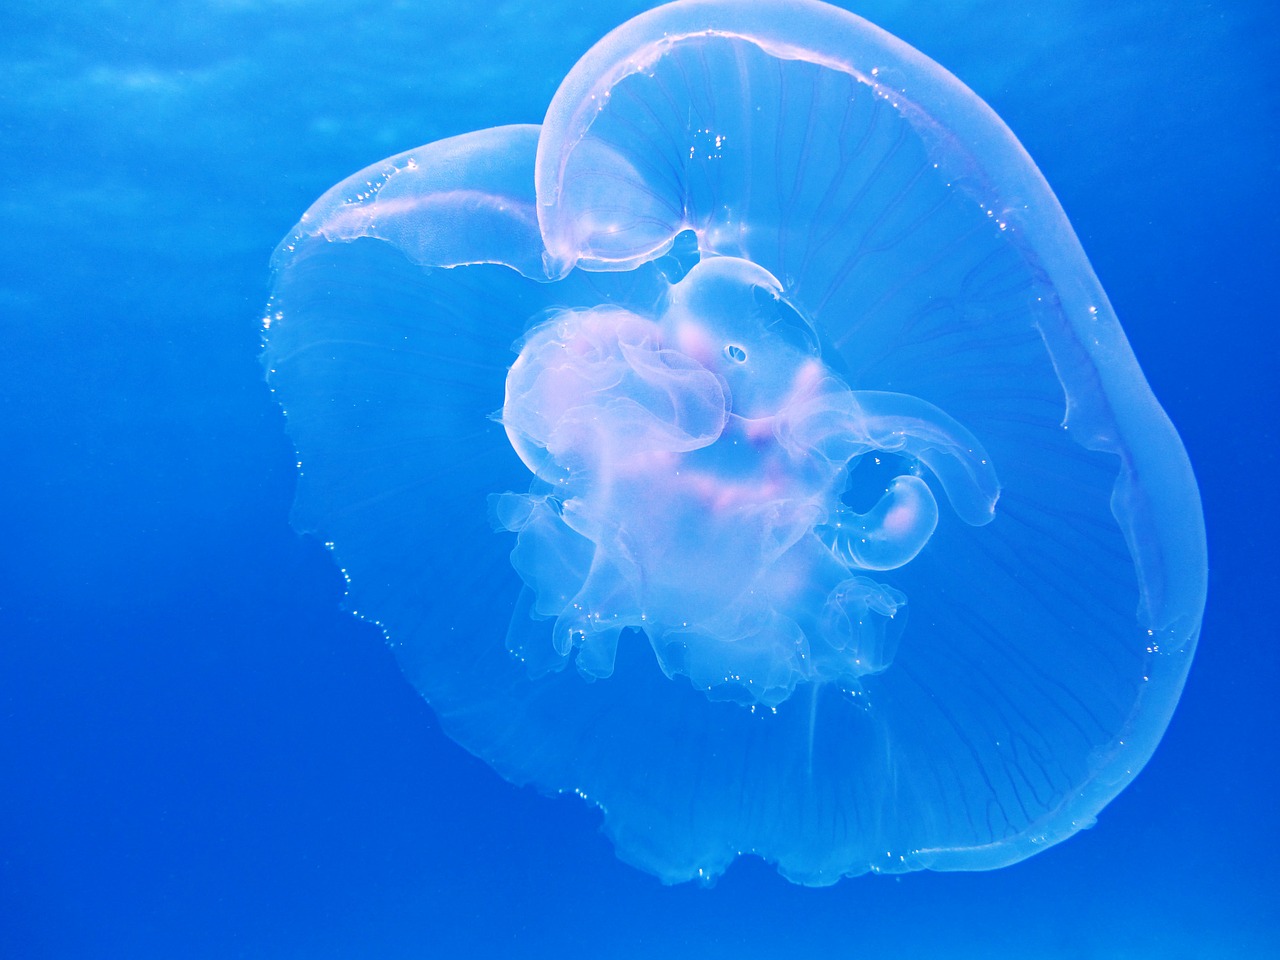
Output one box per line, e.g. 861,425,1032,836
2,1,1276,957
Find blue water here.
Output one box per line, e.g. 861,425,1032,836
1,1,1275,957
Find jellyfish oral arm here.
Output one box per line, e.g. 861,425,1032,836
823,474,939,571
493,258,999,706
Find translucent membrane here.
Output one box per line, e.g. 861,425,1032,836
264,0,1205,885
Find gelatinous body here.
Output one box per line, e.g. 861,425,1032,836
264,0,1206,885
496,255,996,705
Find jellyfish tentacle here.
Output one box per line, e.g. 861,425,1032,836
781,382,998,523
817,575,909,678
849,390,1000,527
822,474,939,571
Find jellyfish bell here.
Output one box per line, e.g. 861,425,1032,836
265,0,1205,885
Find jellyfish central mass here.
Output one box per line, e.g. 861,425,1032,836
496,256,998,705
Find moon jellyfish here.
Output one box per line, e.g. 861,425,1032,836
263,0,1206,885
